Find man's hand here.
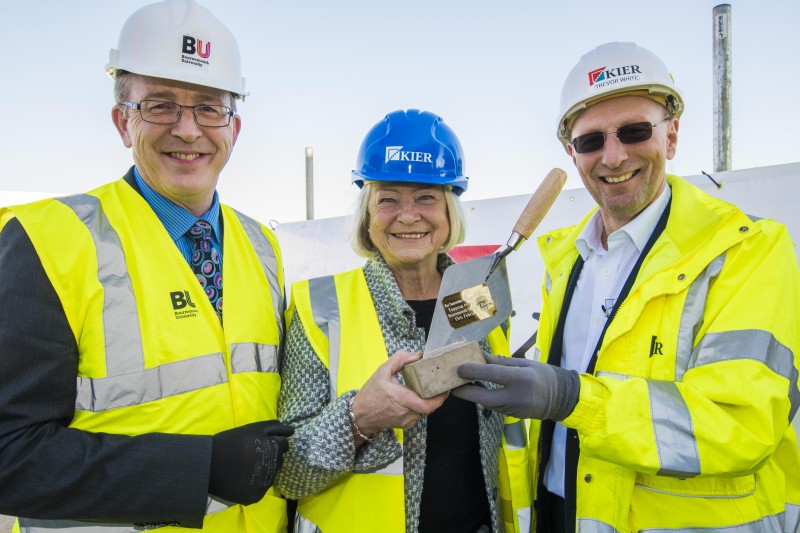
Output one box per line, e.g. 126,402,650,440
209,420,294,505
452,353,580,421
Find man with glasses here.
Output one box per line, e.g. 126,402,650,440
455,41,800,532
0,1,293,531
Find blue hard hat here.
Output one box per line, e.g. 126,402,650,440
351,109,469,195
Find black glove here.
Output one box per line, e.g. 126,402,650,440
452,353,580,421
209,420,294,505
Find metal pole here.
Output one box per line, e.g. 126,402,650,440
305,147,314,220
713,4,732,172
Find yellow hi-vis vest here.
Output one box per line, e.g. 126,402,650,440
2,179,287,533
531,175,800,532
288,267,533,533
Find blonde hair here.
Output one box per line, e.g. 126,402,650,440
349,182,466,259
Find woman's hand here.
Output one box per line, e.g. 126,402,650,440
350,350,447,441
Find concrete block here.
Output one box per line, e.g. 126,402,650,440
402,340,485,399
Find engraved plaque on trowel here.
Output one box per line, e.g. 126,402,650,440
441,284,497,329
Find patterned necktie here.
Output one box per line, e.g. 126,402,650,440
186,220,222,320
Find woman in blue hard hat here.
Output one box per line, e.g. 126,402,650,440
275,109,532,533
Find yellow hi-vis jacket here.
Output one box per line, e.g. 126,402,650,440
531,175,800,532
2,179,287,532
288,267,533,533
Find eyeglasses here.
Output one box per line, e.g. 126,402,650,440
570,117,671,154
121,100,234,127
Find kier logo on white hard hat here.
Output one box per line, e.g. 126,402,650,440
588,64,642,88
181,35,211,68
385,146,433,164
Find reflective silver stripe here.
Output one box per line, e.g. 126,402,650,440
786,503,800,533
19,520,140,532
230,342,279,373
504,419,526,450
362,455,403,476
500,318,510,340
17,497,230,531
576,518,619,532
206,495,231,515
20,495,231,531
517,507,532,533
648,380,700,477
575,502,795,533
545,272,552,294
294,513,323,533
595,371,631,381
58,194,144,376
675,253,726,381
638,511,785,532
233,209,285,343
308,275,340,398
689,329,799,421
75,352,227,412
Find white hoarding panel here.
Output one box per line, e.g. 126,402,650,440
276,163,800,355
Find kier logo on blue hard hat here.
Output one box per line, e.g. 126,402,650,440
181,35,211,68
588,64,642,88
385,146,433,164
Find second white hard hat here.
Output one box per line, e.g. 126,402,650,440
557,41,683,146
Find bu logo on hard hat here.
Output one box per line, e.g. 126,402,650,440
182,35,211,59
385,146,433,164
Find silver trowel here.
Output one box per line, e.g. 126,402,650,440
424,167,568,353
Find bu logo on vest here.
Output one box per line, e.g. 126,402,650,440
170,290,199,320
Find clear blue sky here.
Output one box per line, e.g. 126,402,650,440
1,0,797,224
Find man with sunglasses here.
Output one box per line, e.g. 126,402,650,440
455,41,800,532
0,1,294,531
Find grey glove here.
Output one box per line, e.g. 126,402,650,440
452,353,580,421
209,420,294,505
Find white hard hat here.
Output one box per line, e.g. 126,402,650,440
106,0,248,99
557,41,683,146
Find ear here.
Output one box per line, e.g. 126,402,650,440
112,105,133,149
666,117,679,160
231,114,242,146
566,141,578,166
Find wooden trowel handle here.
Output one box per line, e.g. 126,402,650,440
513,168,568,239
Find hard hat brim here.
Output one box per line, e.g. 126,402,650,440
351,170,468,196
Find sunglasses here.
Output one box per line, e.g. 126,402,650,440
571,117,671,154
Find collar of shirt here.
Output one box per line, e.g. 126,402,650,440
132,166,222,242
575,183,672,261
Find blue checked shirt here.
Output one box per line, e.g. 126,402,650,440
132,167,223,271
